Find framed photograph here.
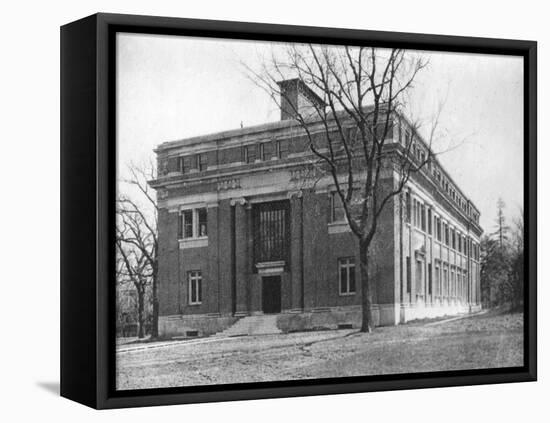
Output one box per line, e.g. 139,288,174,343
60,13,537,409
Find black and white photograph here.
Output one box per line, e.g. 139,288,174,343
3,0,547,419
114,33,526,391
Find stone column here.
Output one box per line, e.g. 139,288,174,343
206,203,220,314
232,198,249,316
246,203,253,312
288,190,304,311
217,199,233,315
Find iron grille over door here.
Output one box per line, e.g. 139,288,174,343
253,200,290,264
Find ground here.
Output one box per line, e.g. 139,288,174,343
116,310,524,390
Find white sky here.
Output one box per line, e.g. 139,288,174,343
116,33,524,234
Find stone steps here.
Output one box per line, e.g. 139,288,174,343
218,314,282,337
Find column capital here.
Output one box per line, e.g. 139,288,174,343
230,197,247,206
286,190,303,199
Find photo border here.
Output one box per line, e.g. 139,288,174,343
61,12,537,409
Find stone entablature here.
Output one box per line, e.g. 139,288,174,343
152,115,481,235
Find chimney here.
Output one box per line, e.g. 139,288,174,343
277,79,325,121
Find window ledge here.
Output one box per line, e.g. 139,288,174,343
339,292,356,297
179,237,208,249
328,221,351,234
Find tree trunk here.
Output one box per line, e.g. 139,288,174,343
360,241,374,333
150,274,159,339
137,287,145,339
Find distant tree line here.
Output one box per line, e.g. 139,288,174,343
480,198,524,310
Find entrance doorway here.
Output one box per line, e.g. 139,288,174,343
262,275,281,314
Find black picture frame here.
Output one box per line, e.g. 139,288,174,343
60,12,537,409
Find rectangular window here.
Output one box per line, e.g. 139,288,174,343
406,257,411,294
427,208,432,235
459,270,463,299
177,156,185,173
197,153,208,171
464,270,468,300
253,201,289,263
451,267,456,297
197,208,208,237
331,192,346,223
415,260,423,295
405,191,411,223
188,271,202,305
183,210,193,238
338,257,356,295
180,208,208,239
428,263,432,296
421,204,426,231
183,155,195,172
413,199,418,227
244,145,256,163
275,140,288,159
443,266,449,297
259,143,265,161
434,263,440,297
451,229,456,250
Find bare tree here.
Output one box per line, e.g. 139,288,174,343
249,45,442,332
116,162,159,339
116,226,151,339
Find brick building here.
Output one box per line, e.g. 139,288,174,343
149,79,482,337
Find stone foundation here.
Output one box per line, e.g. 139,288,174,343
400,300,477,323
159,301,481,338
159,314,239,338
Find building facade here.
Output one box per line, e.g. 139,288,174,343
149,80,483,337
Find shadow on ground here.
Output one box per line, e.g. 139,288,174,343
36,381,60,396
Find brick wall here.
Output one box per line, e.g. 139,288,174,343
157,181,399,320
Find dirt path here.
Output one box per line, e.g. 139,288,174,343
116,312,524,390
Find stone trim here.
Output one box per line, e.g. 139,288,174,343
256,261,286,275
328,221,352,234
179,237,208,249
